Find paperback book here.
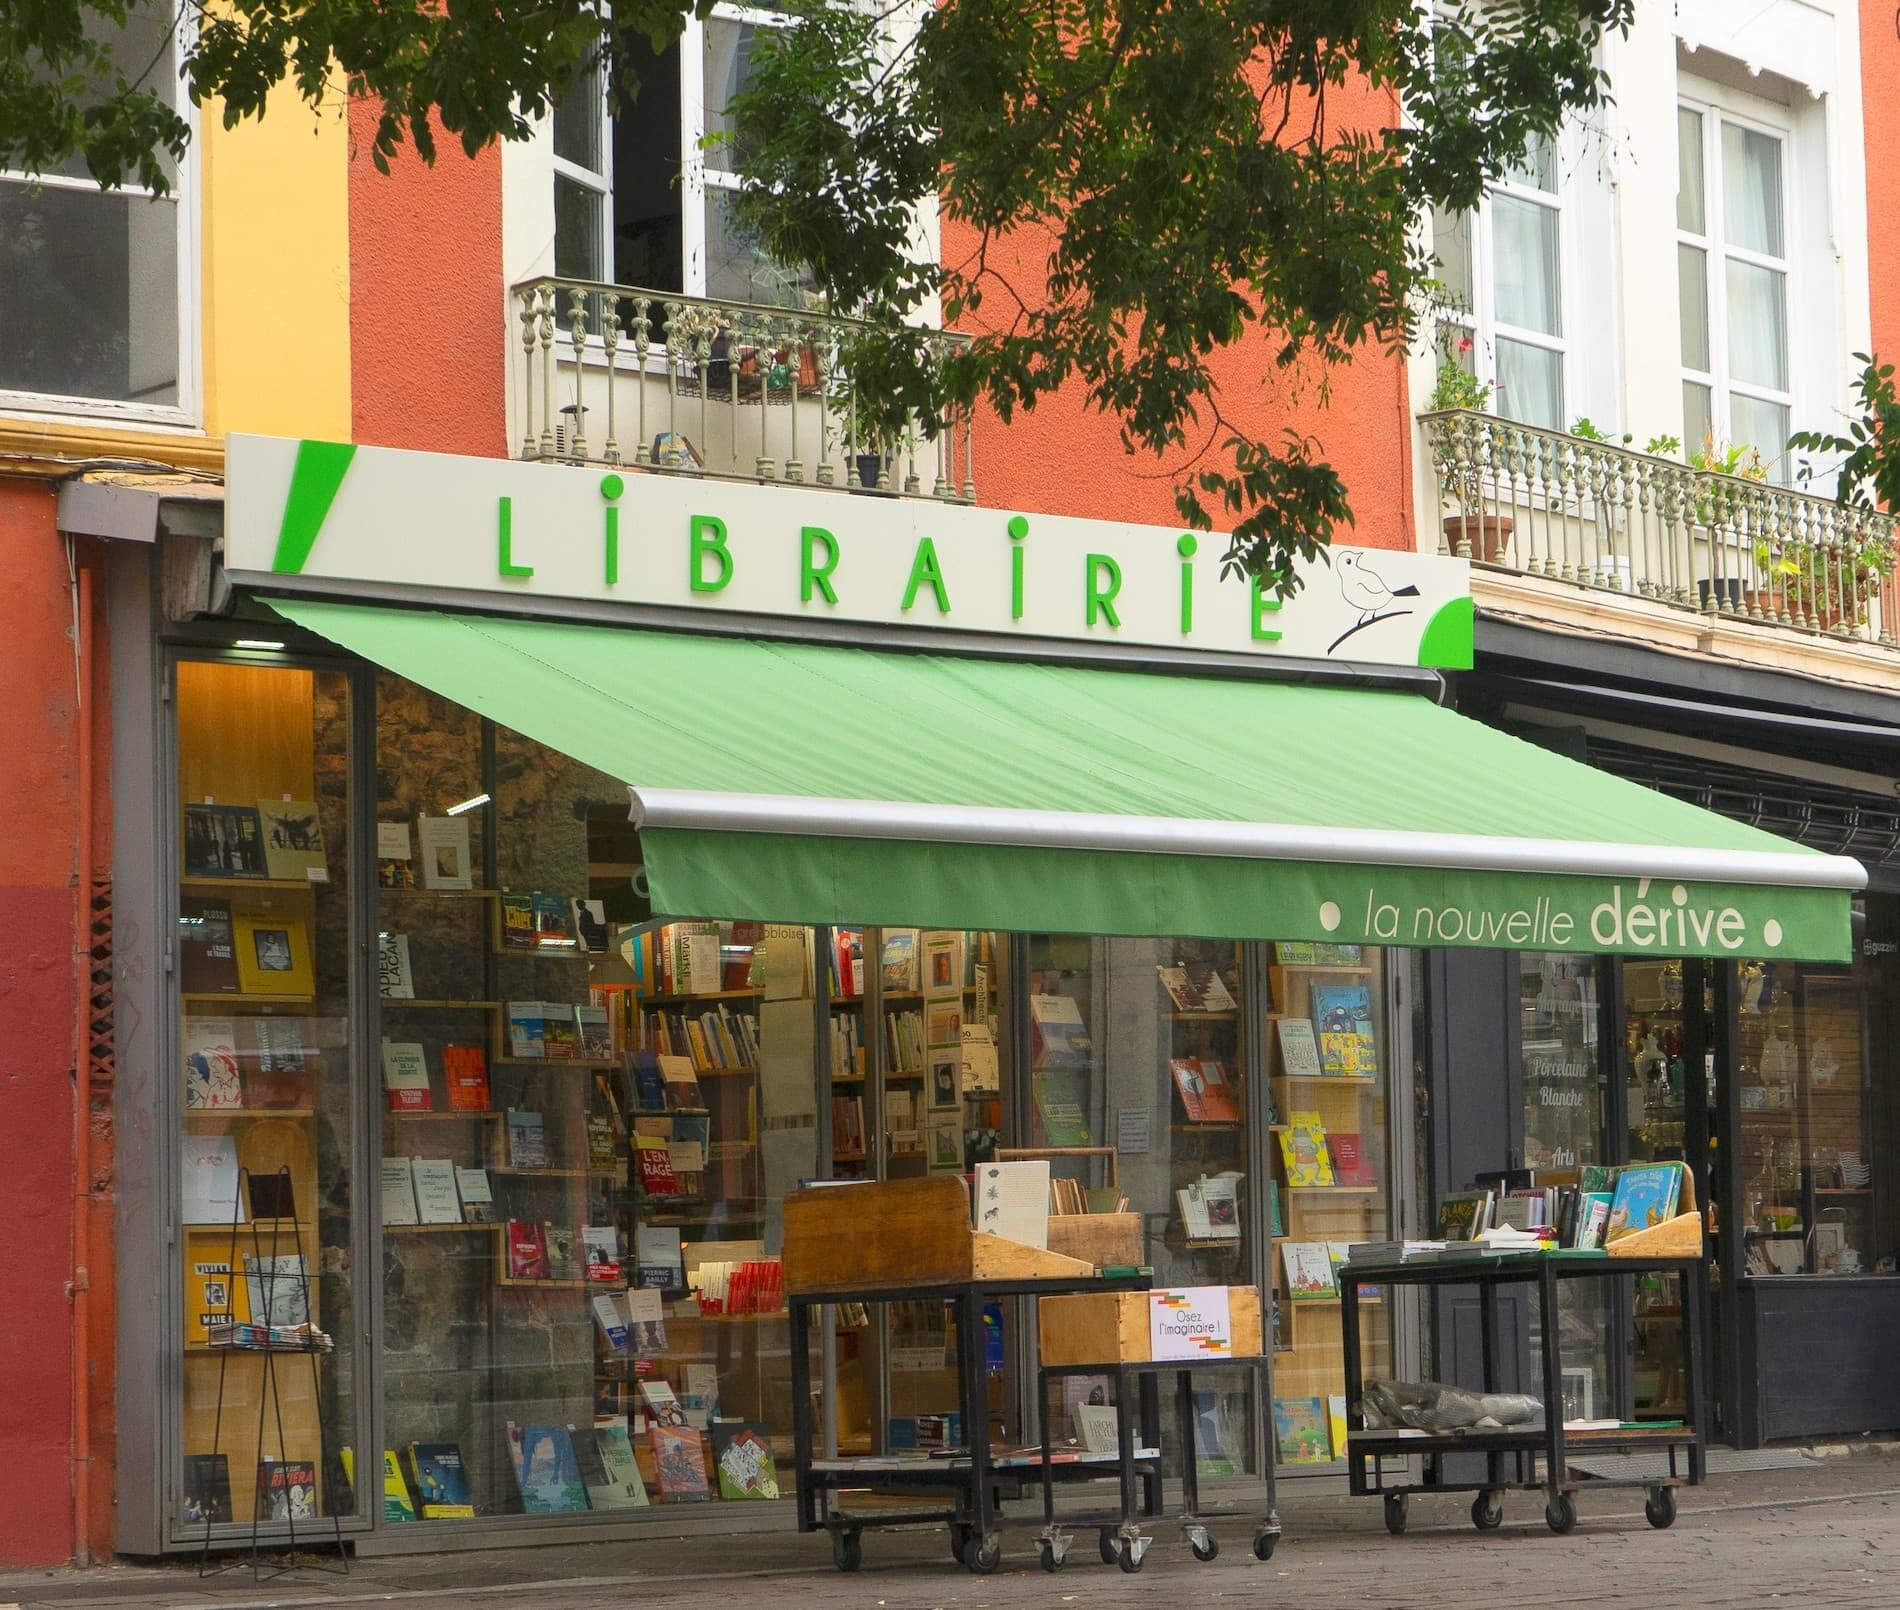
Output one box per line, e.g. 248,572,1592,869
1278,1112,1335,1187
1276,1017,1323,1078
506,1423,588,1513
1281,1241,1338,1301
381,1040,432,1111
443,1045,490,1111
183,1019,244,1110
1274,1397,1331,1463
178,898,241,995
405,1443,475,1519
711,1423,781,1500
377,932,415,1000
587,1422,650,1509
257,798,327,882
506,1108,549,1169
1312,984,1376,1077
418,815,472,890
182,803,265,878
455,1166,496,1223
257,1458,317,1521
507,1219,551,1280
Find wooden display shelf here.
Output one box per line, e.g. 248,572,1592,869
494,1275,590,1290
1274,1074,1378,1086
492,1057,618,1069
491,1166,588,1178
183,991,314,1006
387,1221,500,1233
387,1109,502,1120
1285,1296,1384,1309
882,987,983,1001
381,998,502,1009
695,1065,760,1078
181,875,314,892
493,947,592,960
642,989,765,1005
1285,1185,1382,1197
1277,964,1373,974
1162,1009,1238,1021
378,887,500,898
185,1107,315,1120
1173,1121,1243,1132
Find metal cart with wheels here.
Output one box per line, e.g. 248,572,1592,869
1034,1355,1281,1572
1340,1248,1709,1535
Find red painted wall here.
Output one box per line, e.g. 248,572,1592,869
1863,8,1900,373
943,79,1414,552
347,105,509,458
0,482,96,1564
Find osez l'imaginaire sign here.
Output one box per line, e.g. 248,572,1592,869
223,436,1474,670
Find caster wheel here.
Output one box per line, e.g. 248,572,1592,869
1471,1490,1504,1530
963,1532,1001,1574
1039,1541,1064,1573
1099,1528,1119,1565
1253,1528,1279,1561
1190,1530,1219,1562
1645,1487,1677,1529
1117,1538,1144,1574
1545,1492,1578,1534
949,1523,971,1564
831,1528,863,1572
1383,1493,1408,1536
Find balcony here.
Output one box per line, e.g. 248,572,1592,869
510,277,974,501
1422,410,1900,652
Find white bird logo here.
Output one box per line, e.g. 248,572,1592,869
1336,551,1421,624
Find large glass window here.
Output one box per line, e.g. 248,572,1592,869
174,659,360,1534
1,9,185,411
1678,101,1792,478
1431,132,1568,431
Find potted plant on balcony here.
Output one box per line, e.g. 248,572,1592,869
1428,346,1513,561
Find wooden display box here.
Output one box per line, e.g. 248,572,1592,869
1039,1285,1264,1367
1045,1211,1143,1269
1606,1164,1705,1258
782,1175,1094,1295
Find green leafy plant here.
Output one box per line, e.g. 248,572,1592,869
1429,359,1493,414
1643,433,1681,457
4,0,1636,595
1790,355,1900,512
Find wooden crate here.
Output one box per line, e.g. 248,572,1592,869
1045,1212,1142,1269
1040,1286,1264,1367
782,1175,1093,1295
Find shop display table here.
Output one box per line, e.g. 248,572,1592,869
1339,1249,1709,1535
783,1176,1151,1574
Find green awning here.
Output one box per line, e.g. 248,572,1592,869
269,599,1862,961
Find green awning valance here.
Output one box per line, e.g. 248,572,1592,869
269,599,1862,961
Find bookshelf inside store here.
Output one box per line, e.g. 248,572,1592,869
174,660,359,1532
1267,943,1394,1469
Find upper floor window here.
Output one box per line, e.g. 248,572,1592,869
0,10,189,416
552,6,816,307
1677,99,1790,479
1431,133,1569,432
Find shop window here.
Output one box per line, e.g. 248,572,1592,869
1735,954,1877,1278
0,9,187,415
1025,936,1394,1475
173,658,360,1533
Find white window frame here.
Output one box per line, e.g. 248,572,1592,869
1676,93,1794,474
551,57,614,285
1433,139,1575,434
0,23,201,429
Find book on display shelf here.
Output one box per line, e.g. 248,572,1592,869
501,891,536,949
634,1133,679,1197
543,1003,582,1060
592,1291,631,1351
1278,1112,1334,1187
1311,983,1377,1077
417,815,472,890
375,820,416,888
244,1016,310,1107
507,1423,589,1514
545,1225,583,1282
880,929,919,992
572,898,609,954
1329,1131,1378,1187
234,907,314,996
532,892,577,950
1033,1069,1091,1146
257,1458,317,1521
182,803,266,879
587,1422,649,1509
183,1018,245,1110
649,1422,710,1503
630,1051,667,1111
636,1226,685,1290
379,1449,418,1522
443,1045,490,1110
381,1040,432,1111
586,1115,620,1173
1605,1162,1685,1242
506,1108,549,1169
456,1166,496,1223
1275,1017,1323,1078
507,1001,545,1059
658,1054,703,1110
1274,1397,1331,1464
507,1220,551,1280
1435,1189,1493,1241
1280,1241,1338,1301
575,1003,613,1059
1156,963,1238,1013
246,1170,297,1222
182,1453,233,1525
405,1443,475,1518
1028,993,1092,1072
256,798,327,883
411,1158,463,1224
377,932,415,1000
712,1423,781,1500
182,1134,243,1225
178,897,241,994
380,1157,420,1226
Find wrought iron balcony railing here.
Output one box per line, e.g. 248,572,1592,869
1422,409,1899,648
511,278,974,501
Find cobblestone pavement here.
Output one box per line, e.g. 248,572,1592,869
5,1461,1899,1610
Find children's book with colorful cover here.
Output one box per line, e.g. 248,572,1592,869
1605,1162,1683,1242
649,1422,710,1502
1273,1396,1331,1463
1573,1192,1614,1250
1327,1395,1350,1459
1170,1058,1215,1122
507,1423,589,1513
405,1443,475,1518
1281,1241,1338,1300
1311,983,1377,1076
711,1423,781,1500
1436,1189,1493,1241
1278,1111,1334,1187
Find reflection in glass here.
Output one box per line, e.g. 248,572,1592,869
1676,106,1705,235
1722,121,1784,257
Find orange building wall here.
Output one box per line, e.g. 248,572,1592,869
347,106,509,458
1863,7,1900,371
946,78,1414,552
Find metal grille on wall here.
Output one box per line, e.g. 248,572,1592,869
1586,739,1900,869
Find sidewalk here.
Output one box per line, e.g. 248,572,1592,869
5,1456,1898,1610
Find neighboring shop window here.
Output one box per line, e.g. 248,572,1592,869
1736,941,1881,1278
174,659,359,1533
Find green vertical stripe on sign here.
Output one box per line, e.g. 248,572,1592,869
271,440,358,575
